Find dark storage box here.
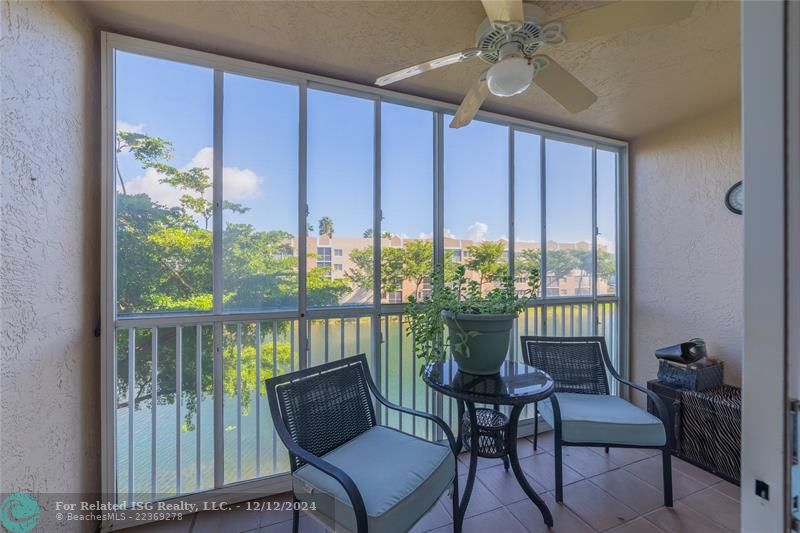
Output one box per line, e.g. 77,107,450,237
657,360,723,391
680,386,741,483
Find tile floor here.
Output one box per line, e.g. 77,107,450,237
127,432,739,533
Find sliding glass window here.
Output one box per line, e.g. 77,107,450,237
306,89,375,307
222,74,299,313
444,118,509,291
104,36,625,507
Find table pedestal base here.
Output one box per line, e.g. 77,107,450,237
456,401,553,530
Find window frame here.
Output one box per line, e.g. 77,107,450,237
100,31,629,510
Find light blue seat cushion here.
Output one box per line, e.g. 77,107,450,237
539,392,666,447
292,425,455,533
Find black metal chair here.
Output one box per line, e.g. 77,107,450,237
266,354,460,533
520,336,673,506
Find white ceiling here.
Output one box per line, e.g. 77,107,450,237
82,0,740,140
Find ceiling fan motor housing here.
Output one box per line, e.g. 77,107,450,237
475,4,564,64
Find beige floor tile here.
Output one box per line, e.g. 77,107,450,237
589,469,666,514
531,431,555,452
517,451,583,491
444,474,503,519
560,479,638,531
515,435,540,458
458,451,507,472
712,480,741,502
594,446,661,467
259,494,296,528
431,507,527,533
507,492,594,533
672,458,727,486
607,517,666,533
625,456,707,499
409,500,453,533
259,514,327,532
561,446,620,477
644,502,729,533
476,463,548,505
679,486,740,532
125,517,193,532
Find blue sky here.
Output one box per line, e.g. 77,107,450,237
116,50,616,247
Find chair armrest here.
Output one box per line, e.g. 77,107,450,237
363,377,458,454
610,375,672,445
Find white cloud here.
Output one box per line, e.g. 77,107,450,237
466,222,488,242
123,146,263,207
125,167,185,206
597,234,615,251
416,229,456,239
116,120,144,134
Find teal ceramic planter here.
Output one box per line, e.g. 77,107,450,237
442,311,515,375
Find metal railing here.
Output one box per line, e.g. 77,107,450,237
113,298,617,503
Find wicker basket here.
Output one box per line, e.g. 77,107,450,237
462,408,509,459
657,360,723,391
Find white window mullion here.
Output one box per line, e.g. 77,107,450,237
211,69,225,489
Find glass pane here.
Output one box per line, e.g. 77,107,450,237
597,149,618,296
513,130,542,299
444,118,509,291
307,89,374,306
381,103,434,303
115,51,213,315
222,320,300,484
222,74,299,312
308,317,372,367
545,139,593,297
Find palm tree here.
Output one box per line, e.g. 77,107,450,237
318,216,334,238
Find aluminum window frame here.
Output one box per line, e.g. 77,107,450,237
100,31,629,514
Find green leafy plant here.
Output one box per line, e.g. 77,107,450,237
406,264,539,372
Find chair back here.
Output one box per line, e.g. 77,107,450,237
520,336,610,395
266,354,376,470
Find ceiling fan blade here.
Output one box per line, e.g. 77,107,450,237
481,0,524,25
375,49,481,86
532,56,597,113
449,72,490,129
559,1,696,42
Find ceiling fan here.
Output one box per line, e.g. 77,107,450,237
375,0,696,128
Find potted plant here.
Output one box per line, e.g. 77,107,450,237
407,264,538,375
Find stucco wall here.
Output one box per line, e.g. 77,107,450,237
629,103,743,400
1,1,100,530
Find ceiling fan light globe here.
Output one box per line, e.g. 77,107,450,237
486,56,533,97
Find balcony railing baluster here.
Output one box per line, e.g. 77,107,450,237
272,320,278,474
176,326,182,496
112,300,616,504
195,324,202,492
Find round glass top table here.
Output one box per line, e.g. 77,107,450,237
423,360,555,528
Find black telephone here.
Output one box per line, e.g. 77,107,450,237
655,338,707,365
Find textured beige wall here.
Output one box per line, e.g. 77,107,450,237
1,1,100,530
630,103,743,402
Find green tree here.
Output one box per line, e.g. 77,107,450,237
347,246,405,299
573,249,593,294
465,241,507,290
114,131,351,424
318,216,334,238
597,249,616,292
546,249,579,294
516,248,541,295
403,240,434,298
